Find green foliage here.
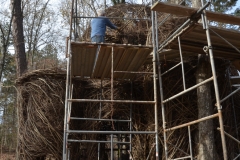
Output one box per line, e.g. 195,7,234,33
234,6,240,16
212,0,238,12
0,53,17,151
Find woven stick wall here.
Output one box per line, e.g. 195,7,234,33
15,60,240,159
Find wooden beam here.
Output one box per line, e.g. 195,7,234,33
151,2,240,25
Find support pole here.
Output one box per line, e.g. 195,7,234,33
130,82,133,157
63,2,74,156
97,81,103,160
111,134,114,160
151,3,160,159
178,36,186,90
111,46,114,160
188,126,193,160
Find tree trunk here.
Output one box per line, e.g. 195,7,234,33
193,0,218,159
196,55,218,160
12,0,27,77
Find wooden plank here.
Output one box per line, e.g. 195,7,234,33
151,2,240,25
151,2,196,17
206,11,240,26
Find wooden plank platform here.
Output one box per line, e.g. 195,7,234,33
71,42,153,80
151,2,240,25
156,23,240,62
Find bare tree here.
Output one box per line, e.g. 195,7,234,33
12,0,27,77
193,0,218,159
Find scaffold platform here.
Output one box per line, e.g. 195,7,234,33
159,24,240,61
151,2,240,63
71,42,153,79
152,2,240,25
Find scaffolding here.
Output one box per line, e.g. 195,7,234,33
152,1,240,160
63,0,240,159
63,0,159,159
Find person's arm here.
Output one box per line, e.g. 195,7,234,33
105,18,117,29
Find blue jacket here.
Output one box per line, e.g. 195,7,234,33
91,16,117,38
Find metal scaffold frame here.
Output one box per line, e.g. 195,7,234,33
62,0,240,159
62,0,159,159
152,0,240,160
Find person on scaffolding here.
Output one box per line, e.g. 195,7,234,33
91,9,118,43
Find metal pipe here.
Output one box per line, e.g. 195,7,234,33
217,127,240,144
232,84,240,87
201,0,227,159
158,1,210,51
111,134,113,160
167,142,190,157
70,117,131,122
228,71,240,152
188,126,193,160
98,81,103,160
172,156,192,160
114,71,153,74
151,6,160,160
74,0,77,41
233,154,240,160
67,85,73,123
110,47,115,158
219,87,240,104
161,62,181,76
67,148,70,160
71,41,153,48
68,99,156,104
118,131,121,160
111,46,114,102
158,19,191,51
178,36,186,90
62,0,74,156
67,130,156,134
210,29,240,54
146,143,155,160
130,81,133,154
154,10,160,160
152,2,167,159
163,77,213,103
68,139,131,144
165,113,219,131
73,16,151,20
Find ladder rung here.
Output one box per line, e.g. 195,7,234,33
232,84,240,87
68,99,156,104
67,130,156,134
70,117,131,122
171,155,192,160
163,77,213,103
231,76,240,85
68,139,131,144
